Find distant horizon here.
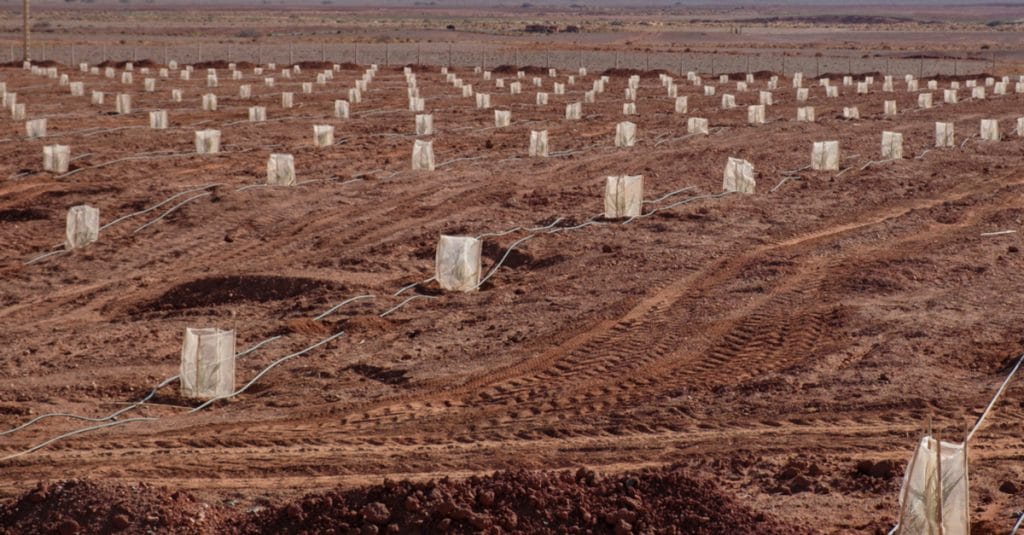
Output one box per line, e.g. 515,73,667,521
15,0,1024,5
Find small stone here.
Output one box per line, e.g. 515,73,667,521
789,475,812,493
110,514,131,531
58,519,80,535
478,489,495,507
999,481,1019,494
362,502,390,525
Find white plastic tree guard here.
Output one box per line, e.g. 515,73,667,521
884,100,898,116
483,71,492,80
723,158,756,194
918,93,933,109
565,102,582,120
811,141,839,171
334,100,350,119
796,88,809,102
232,71,243,81
249,106,267,122
674,96,688,114
415,114,433,136
494,110,512,128
239,85,252,99
980,119,999,141
529,130,549,157
495,78,505,89
179,70,190,81
688,117,709,135
462,85,474,97
266,153,296,186
972,86,986,99
721,94,736,109
69,82,85,97
593,79,605,93
895,436,968,535
116,93,131,114
412,139,435,171
944,89,958,104
549,68,557,77
843,76,853,86
104,67,115,78
536,92,549,106
881,131,904,159
202,93,218,111
578,67,587,77
746,73,755,84
622,102,637,116
797,107,816,122
584,90,596,103
11,104,25,120
736,82,747,93
907,79,920,92
313,125,335,148
2,91,14,107
509,82,522,95
25,118,46,139
436,235,482,292
624,87,637,101
302,82,313,94
718,74,729,83
747,105,766,125
121,72,133,84
994,82,1007,95
927,80,937,91
180,328,236,400
826,86,839,98
409,97,425,112
149,110,168,130
281,92,294,109
264,77,275,87
604,175,643,219
144,78,156,92
195,129,221,154
615,121,637,148
792,72,803,88
171,89,182,103
476,93,491,109
1018,117,1024,138
843,107,859,119
66,205,99,250
43,145,70,173
935,122,955,148
759,91,773,106
703,85,716,96
883,77,894,92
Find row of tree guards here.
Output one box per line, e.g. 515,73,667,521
9,58,1022,533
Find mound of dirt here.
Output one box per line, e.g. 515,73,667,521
0,480,225,535
0,468,800,534
601,67,673,79
246,465,802,534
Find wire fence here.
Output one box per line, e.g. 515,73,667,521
5,42,995,78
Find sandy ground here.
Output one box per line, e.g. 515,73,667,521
1,59,1024,533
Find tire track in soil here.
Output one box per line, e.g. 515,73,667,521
332,168,1024,435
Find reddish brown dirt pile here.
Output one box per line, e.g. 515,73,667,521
0,468,800,534
0,480,227,535
600,67,672,78
246,466,801,534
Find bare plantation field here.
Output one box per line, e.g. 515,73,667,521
1,3,1024,534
